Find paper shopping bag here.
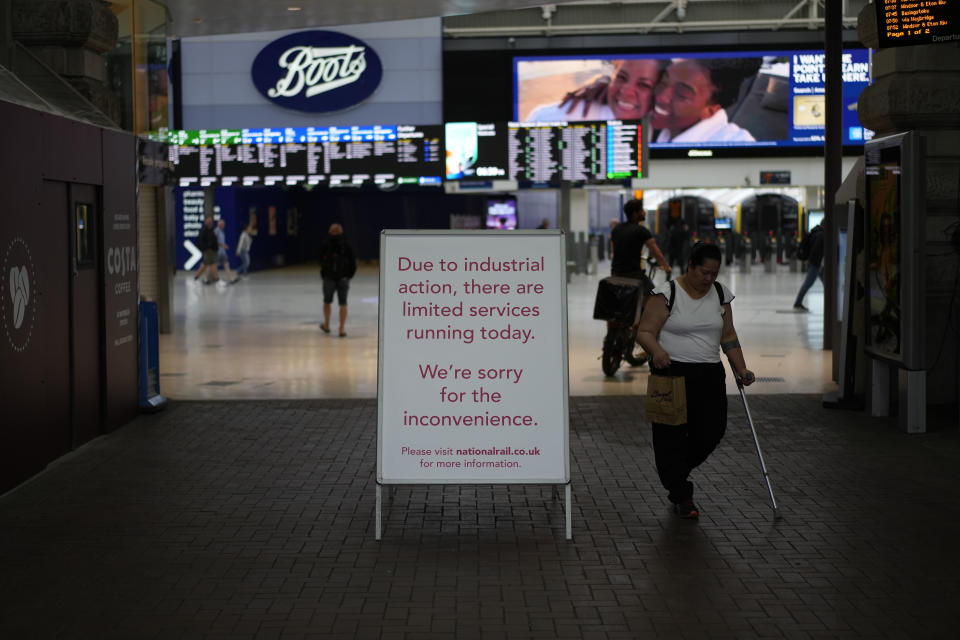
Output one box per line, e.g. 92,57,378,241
645,374,687,425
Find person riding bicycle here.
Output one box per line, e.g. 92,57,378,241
610,198,671,297
608,198,671,367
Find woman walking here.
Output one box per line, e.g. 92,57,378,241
636,242,755,518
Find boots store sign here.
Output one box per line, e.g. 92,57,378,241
251,31,383,112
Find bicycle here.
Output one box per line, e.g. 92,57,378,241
597,258,661,377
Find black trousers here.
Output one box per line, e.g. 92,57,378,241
649,361,727,504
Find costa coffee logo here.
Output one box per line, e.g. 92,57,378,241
251,31,383,113
1,236,37,353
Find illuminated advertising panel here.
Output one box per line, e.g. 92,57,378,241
863,131,925,369
514,49,872,152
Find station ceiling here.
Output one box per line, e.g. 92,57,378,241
156,0,866,39
158,0,576,38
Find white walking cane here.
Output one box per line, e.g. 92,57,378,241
731,367,780,518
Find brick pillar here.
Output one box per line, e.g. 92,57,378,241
857,5,960,406
11,0,119,123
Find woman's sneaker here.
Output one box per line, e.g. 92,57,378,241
674,499,699,519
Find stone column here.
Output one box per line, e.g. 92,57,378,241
11,0,119,123
559,184,590,274
857,5,960,410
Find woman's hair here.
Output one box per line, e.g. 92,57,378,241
688,241,722,267
695,58,763,109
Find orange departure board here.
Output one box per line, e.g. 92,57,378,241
876,0,960,47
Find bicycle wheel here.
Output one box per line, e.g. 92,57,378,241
602,332,622,376
624,348,647,367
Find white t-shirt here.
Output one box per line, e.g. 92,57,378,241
652,281,735,363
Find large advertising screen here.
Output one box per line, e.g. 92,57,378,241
863,131,925,370
514,49,872,152
865,143,903,361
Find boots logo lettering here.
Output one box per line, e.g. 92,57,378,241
252,31,383,113
269,46,367,99
1,237,37,353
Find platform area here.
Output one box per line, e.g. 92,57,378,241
1,394,958,638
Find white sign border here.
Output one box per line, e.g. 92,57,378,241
375,229,571,538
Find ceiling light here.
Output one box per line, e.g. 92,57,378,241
288,6,302,10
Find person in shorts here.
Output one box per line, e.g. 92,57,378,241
214,219,238,285
318,223,357,337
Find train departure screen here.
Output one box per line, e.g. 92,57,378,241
876,0,960,47
167,125,443,188
445,120,644,184
507,120,643,183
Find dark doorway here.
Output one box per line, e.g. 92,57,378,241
69,183,103,447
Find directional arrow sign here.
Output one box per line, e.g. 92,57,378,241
183,239,202,270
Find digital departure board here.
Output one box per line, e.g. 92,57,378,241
876,0,960,47
167,125,443,188
445,120,645,185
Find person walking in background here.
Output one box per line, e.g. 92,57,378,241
215,219,238,286
793,223,824,312
319,223,357,337
236,223,254,278
610,198,671,282
194,216,219,284
636,242,755,519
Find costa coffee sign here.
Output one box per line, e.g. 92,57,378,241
251,30,383,112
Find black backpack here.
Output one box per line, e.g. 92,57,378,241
321,241,354,279
797,234,811,261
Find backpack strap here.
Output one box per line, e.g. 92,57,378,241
714,281,725,305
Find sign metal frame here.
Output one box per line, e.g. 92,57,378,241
376,229,571,540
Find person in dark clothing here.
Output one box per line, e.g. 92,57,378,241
318,223,357,337
194,216,220,283
793,223,824,311
610,199,671,282
608,198,672,364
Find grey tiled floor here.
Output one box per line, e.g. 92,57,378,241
2,395,958,638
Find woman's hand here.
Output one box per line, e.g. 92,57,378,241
651,348,672,369
737,368,756,386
